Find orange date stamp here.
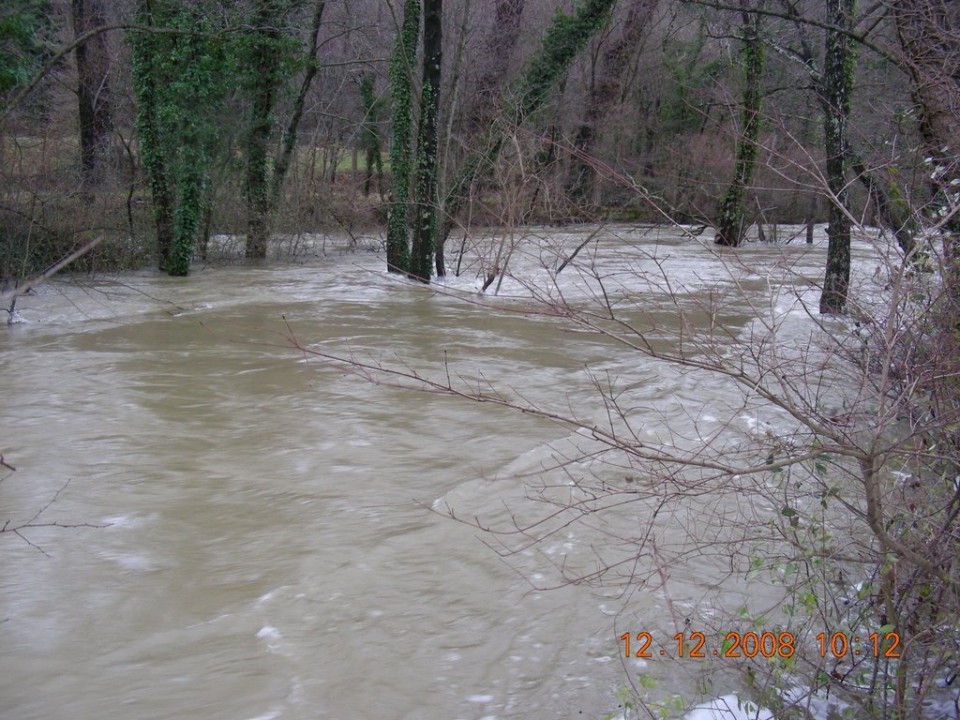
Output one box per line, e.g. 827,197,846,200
620,631,901,659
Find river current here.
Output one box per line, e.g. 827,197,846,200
1,225,873,719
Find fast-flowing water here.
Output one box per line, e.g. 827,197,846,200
0,225,873,720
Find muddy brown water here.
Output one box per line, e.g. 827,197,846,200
1,227,853,719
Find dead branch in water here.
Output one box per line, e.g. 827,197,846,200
3,234,104,322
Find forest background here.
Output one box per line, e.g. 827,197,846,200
1,0,955,312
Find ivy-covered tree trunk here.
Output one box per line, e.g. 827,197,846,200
244,1,283,260
409,0,442,282
849,148,918,257
170,130,205,277
131,0,174,271
818,0,856,314
386,0,420,274
131,3,223,277
167,23,214,278
715,2,764,247
71,0,112,180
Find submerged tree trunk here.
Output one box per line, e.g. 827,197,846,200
72,0,113,180
409,0,443,282
386,0,421,274
131,0,174,270
714,2,764,247
818,0,856,314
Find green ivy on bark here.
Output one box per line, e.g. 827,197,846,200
386,0,420,274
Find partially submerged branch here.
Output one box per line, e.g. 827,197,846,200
2,234,104,323
1,478,109,556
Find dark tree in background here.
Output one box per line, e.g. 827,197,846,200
891,0,960,252
438,0,619,268
243,0,326,260
269,0,327,209
567,0,659,209
714,0,764,247
468,0,526,133
131,1,227,276
71,0,113,180
358,73,384,198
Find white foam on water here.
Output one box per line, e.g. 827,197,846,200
256,625,282,641
684,694,774,720
467,694,494,703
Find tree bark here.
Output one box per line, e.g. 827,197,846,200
71,0,113,180
567,0,658,207
714,1,764,247
438,0,618,256
168,23,210,278
358,73,382,198
890,0,960,251
244,1,283,260
131,0,174,271
409,0,443,282
818,0,856,315
386,0,421,274
270,0,326,207
468,0,526,133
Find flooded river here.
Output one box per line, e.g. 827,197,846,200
1,226,868,719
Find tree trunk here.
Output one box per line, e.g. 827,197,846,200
468,0,525,133
567,0,658,207
891,0,960,343
71,0,113,180
169,133,204,277
386,0,421,274
818,0,856,315
358,73,382,198
434,0,524,276
270,0,326,207
167,22,211,278
244,1,283,260
409,0,443,282
131,0,174,271
438,0,618,254
849,149,918,257
715,2,764,247
891,0,960,253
